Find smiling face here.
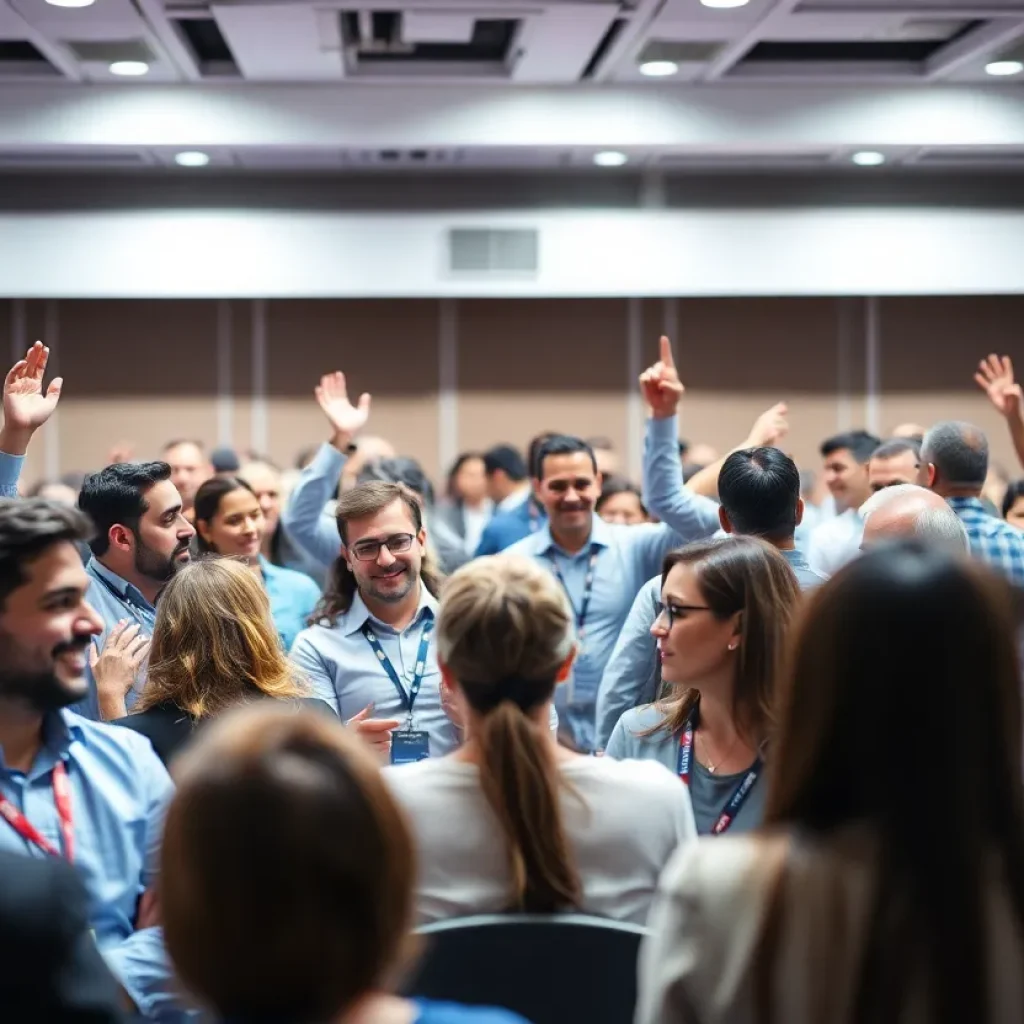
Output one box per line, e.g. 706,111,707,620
0,540,104,712
534,452,601,539
197,486,265,560
343,498,426,606
128,480,195,583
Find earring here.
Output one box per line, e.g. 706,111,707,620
727,642,737,651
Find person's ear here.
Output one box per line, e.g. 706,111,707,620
439,660,458,689
109,524,133,552
727,611,743,651
719,506,733,534
417,527,428,552
555,645,578,682
794,497,804,527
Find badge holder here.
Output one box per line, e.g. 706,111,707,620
391,716,430,765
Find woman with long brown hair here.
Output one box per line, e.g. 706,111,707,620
161,704,527,1024
384,554,695,925
113,558,332,765
637,540,1024,1024
605,536,801,835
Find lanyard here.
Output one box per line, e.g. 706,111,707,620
677,713,762,835
0,760,74,862
361,617,434,726
528,502,542,534
546,544,600,642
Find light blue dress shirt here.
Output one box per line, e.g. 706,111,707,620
290,585,460,755
0,449,23,497
595,549,825,750
78,557,158,721
0,710,190,1021
260,556,321,652
505,512,689,753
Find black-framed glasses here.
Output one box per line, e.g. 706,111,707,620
350,533,415,562
657,602,712,629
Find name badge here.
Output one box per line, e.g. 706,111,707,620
391,730,431,765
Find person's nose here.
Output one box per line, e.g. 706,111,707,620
376,544,397,568
179,517,196,540
81,600,105,637
650,610,669,638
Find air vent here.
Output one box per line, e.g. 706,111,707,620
448,229,539,274
638,40,723,64
347,149,454,167
744,39,949,62
654,152,833,169
174,18,239,76
66,40,155,63
915,148,1024,167
0,40,60,77
0,149,149,169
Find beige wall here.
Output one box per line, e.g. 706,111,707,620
1,296,1022,490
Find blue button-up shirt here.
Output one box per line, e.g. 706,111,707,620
0,449,23,497
594,549,825,750
78,558,158,721
290,584,460,756
505,511,687,752
0,710,187,1020
261,556,321,653
948,496,1024,588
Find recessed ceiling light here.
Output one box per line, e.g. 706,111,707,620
174,151,210,168
594,151,628,167
985,60,1024,77
639,60,679,78
109,61,149,77
851,151,886,167
46,0,95,7
701,0,751,7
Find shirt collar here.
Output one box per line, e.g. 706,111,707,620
87,557,156,612
947,496,987,513
339,581,438,637
0,712,85,780
538,513,612,556
781,548,811,570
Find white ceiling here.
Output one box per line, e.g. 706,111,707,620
1,0,1024,170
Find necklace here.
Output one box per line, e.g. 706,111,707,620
697,729,739,774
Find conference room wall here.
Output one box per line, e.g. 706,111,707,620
0,296,1019,490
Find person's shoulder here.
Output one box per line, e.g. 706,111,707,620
414,999,531,1024
659,830,780,909
66,710,167,772
503,533,541,557
296,696,338,718
614,703,669,736
383,757,472,801
570,742,678,792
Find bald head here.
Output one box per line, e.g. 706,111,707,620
861,484,969,554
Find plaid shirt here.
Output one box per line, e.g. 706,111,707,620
948,496,1024,587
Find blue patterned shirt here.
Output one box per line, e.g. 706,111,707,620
947,496,1024,587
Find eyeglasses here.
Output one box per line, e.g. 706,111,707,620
349,533,415,562
657,602,712,629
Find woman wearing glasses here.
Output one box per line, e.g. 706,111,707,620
605,537,800,836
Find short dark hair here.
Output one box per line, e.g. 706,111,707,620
527,432,558,477
532,435,598,478
595,476,647,516
193,476,258,554
872,438,922,463
0,499,94,608
483,445,527,482
1003,479,1024,520
78,462,172,557
922,421,989,488
357,457,435,507
820,430,882,465
718,447,801,543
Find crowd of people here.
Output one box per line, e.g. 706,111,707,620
0,336,1023,1022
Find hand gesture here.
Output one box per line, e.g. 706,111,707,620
90,621,150,721
639,336,685,419
346,704,401,765
975,354,1023,420
315,372,371,443
746,402,790,448
2,342,62,452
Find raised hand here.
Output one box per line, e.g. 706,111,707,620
90,621,151,721
1,342,63,454
315,371,371,446
639,335,685,419
746,402,790,448
975,354,1023,420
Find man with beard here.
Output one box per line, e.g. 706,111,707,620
290,481,449,758
0,498,184,1021
77,462,195,720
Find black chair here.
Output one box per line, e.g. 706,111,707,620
402,913,650,1024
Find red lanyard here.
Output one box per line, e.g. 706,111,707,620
0,760,74,863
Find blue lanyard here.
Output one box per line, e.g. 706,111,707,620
677,711,762,835
528,501,542,533
546,544,600,641
360,617,434,724
91,569,156,626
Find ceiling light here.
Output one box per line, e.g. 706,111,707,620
701,0,751,7
593,151,628,167
109,61,149,77
639,60,679,78
174,151,210,168
985,60,1023,77
46,0,95,7
851,151,886,167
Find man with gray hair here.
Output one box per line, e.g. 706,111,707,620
920,420,1024,586
860,483,969,554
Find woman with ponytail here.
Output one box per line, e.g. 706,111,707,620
385,554,695,925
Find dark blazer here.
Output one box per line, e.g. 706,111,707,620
474,501,544,557
0,849,125,1021
112,697,337,767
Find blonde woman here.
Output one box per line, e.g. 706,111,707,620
385,554,695,925
113,558,333,765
